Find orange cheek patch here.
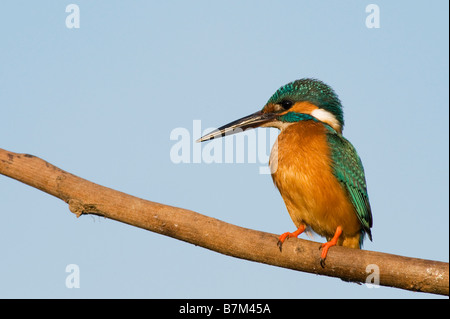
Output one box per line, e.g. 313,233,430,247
263,101,319,116
288,101,318,115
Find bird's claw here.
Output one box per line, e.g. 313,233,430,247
317,226,342,268
319,257,326,268
277,232,292,252
277,240,283,252
318,244,327,268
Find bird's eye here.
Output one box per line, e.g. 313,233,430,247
280,99,294,110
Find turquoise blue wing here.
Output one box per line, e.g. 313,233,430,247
326,128,373,243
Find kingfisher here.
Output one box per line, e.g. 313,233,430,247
197,78,373,267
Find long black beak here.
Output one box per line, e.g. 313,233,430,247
196,110,276,142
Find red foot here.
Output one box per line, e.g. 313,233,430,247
277,225,306,251
319,226,343,267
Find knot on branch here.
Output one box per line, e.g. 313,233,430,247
68,199,102,218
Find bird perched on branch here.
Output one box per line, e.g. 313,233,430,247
197,78,373,267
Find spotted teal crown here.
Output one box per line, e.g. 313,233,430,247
267,78,344,130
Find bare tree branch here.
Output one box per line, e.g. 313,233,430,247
0,147,448,296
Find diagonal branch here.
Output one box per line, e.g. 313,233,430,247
0,147,448,296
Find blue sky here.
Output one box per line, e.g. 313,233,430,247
0,1,448,298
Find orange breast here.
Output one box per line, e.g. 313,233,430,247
270,121,361,247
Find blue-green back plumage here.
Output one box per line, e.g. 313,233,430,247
325,126,373,245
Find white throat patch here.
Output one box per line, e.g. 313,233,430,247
310,108,341,132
